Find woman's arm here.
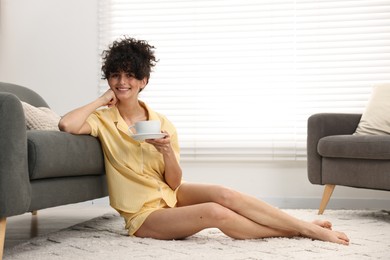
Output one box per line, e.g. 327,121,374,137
146,131,182,190
58,89,117,134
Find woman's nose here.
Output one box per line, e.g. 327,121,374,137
119,76,126,84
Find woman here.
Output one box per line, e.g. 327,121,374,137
59,36,349,245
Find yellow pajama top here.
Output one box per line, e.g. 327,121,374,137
86,101,180,213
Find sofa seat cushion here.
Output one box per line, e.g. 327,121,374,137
27,131,105,180
318,135,390,160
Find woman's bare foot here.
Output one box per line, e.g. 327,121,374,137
304,222,349,245
323,229,350,245
312,219,332,230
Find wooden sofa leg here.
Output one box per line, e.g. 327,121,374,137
318,184,336,215
31,211,38,237
0,217,6,260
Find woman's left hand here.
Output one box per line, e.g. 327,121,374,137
145,130,172,155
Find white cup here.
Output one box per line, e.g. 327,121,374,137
134,120,161,134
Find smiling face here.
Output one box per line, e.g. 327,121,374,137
101,37,157,87
108,71,147,101
101,37,158,104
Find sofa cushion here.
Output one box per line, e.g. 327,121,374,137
27,130,105,180
354,83,390,135
318,135,390,160
22,101,61,131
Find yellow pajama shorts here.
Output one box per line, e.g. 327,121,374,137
118,198,170,236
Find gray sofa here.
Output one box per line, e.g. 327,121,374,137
0,82,107,257
307,113,390,214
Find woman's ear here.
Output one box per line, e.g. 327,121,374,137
139,77,148,93
142,77,148,86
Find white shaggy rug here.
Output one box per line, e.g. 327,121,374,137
4,209,390,260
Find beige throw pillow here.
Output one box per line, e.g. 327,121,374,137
21,101,61,131
354,83,390,135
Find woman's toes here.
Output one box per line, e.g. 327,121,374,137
312,220,333,230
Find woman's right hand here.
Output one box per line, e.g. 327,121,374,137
100,89,117,107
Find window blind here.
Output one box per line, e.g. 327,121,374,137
98,0,390,161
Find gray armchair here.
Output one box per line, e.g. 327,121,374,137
307,113,390,214
0,82,108,258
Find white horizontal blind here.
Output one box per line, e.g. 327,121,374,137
98,0,390,161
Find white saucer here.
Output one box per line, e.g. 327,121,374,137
131,133,166,141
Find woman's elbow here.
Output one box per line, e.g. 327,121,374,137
168,174,182,190
58,119,68,132
58,119,78,134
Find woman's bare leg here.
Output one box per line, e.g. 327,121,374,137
176,183,349,245
135,202,297,240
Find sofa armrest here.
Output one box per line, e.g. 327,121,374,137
0,93,31,217
27,131,105,179
307,113,362,185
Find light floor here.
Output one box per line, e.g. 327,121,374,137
4,202,115,250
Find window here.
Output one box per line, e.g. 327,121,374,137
98,0,390,161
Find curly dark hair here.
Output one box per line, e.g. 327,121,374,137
101,36,158,84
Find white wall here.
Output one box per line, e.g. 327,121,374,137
0,0,99,115
181,161,390,210
0,0,388,210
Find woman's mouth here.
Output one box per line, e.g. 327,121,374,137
117,87,131,92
